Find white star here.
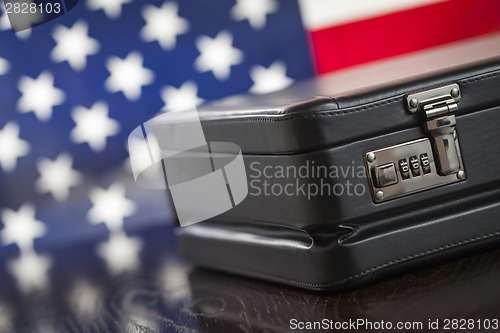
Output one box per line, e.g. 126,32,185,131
17,71,65,122
0,301,13,332
86,0,132,20
87,182,137,231
0,122,30,173
35,153,82,201
0,204,46,252
194,31,244,80
13,29,31,39
140,2,189,51
68,279,100,318
70,101,120,152
7,251,51,293
51,20,100,71
161,81,203,111
0,57,9,75
249,61,293,94
159,257,191,302
97,231,142,274
230,0,278,30
105,51,154,101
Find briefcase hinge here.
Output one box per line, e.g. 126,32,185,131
404,84,463,177
406,83,460,118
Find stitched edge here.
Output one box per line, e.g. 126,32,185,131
338,230,500,285
217,96,403,123
194,229,500,290
287,230,500,289
259,96,403,122
459,71,498,84
207,69,500,124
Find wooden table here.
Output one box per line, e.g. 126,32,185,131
2,224,500,332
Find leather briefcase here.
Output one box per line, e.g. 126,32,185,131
175,57,500,291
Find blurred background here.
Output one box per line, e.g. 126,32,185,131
0,0,499,331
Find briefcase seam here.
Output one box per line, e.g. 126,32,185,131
459,71,498,84
208,70,499,124
252,96,402,121
258,230,500,289
211,230,500,290
334,230,500,288
278,70,499,122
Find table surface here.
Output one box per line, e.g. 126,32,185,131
1,224,500,333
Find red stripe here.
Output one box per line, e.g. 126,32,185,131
310,0,500,74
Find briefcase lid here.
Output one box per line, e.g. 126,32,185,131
165,33,500,154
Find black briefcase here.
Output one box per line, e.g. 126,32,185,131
175,58,500,291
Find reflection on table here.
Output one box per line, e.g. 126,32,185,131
0,224,499,332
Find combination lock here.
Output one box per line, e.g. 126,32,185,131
364,83,466,203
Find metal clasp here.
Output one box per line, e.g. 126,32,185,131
406,84,463,176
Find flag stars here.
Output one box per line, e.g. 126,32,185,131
194,31,244,80
51,20,100,71
105,51,154,101
70,101,120,152
8,251,52,293
0,204,46,252
17,71,65,122
0,57,9,75
68,279,101,318
1,204,51,293
86,0,132,20
0,122,30,173
35,153,83,201
140,2,189,51
161,81,203,111
249,61,293,94
87,182,137,231
0,301,13,332
97,231,142,274
230,0,278,30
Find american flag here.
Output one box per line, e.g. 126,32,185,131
0,0,499,305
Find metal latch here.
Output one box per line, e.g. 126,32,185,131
363,83,465,203
406,83,462,176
